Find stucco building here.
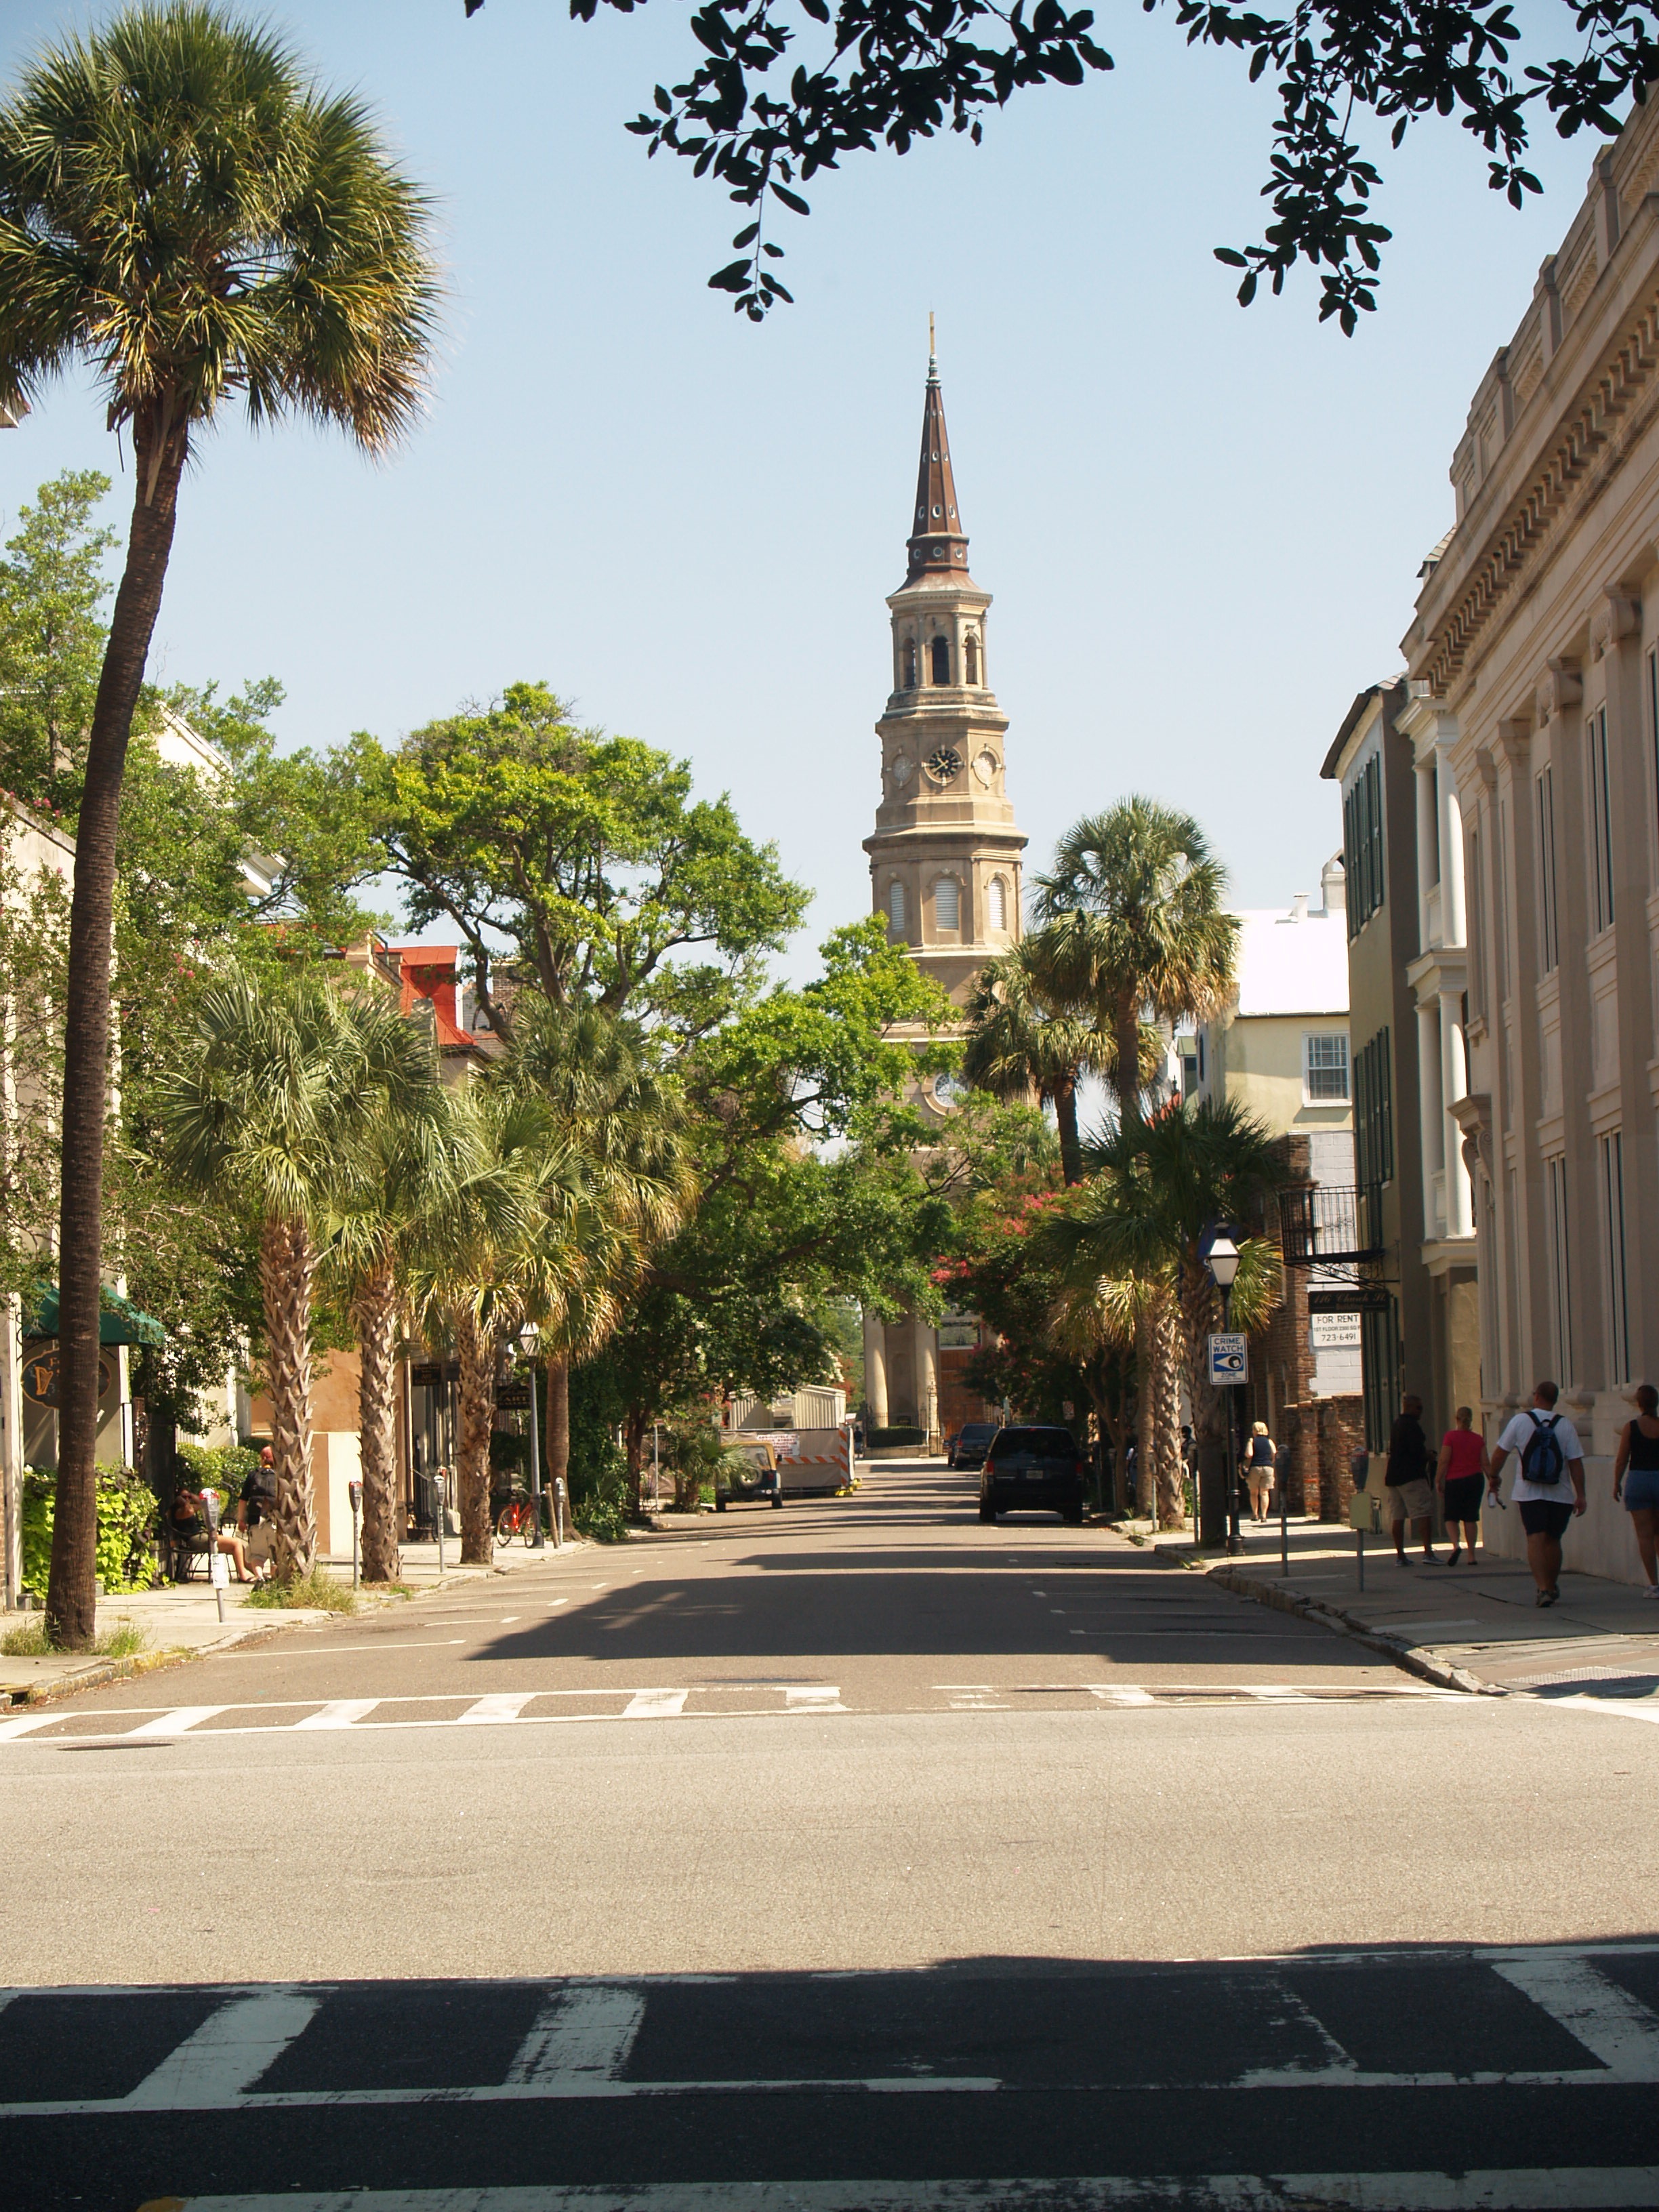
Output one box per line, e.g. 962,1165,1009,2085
1399,97,1659,1581
861,348,1027,1444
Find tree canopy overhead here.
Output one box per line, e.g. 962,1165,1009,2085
466,0,1658,329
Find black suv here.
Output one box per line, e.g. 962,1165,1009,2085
979,1426,1086,1525
948,1422,998,1471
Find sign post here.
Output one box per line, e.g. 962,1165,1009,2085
202,1488,227,1624
1207,1331,1248,1555
348,1478,362,1591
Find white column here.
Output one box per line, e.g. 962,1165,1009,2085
1439,755,1466,947
1416,758,1439,945
0,1293,20,1609
1440,988,1472,1237
914,1313,939,1448
1417,1000,1445,1241
862,1309,889,1429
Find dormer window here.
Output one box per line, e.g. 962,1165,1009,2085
930,636,950,685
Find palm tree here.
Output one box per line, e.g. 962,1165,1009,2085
1035,799,1237,1136
0,3,439,1644
497,1002,695,1525
1047,1099,1284,1528
157,968,438,1580
962,930,1105,1187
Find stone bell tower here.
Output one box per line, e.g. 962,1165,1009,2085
860,338,1025,1448
863,336,1026,1015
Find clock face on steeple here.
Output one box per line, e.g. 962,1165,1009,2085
926,746,962,784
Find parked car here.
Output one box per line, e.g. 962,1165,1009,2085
948,1422,999,1471
716,1439,784,1511
979,1426,1086,1525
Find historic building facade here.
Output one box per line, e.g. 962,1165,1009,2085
1400,98,1659,1582
861,350,1028,1443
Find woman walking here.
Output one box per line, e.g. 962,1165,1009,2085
1242,1422,1277,1524
1612,1384,1659,1598
1436,1406,1487,1564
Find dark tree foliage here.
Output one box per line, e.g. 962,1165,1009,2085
466,0,1659,329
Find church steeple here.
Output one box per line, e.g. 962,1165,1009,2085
905,333,972,586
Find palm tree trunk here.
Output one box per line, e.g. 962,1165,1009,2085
354,1258,401,1583
1153,1300,1185,1530
1134,1307,1156,1517
46,410,188,1649
545,1351,571,1539
1114,999,1143,1136
260,1213,318,1580
453,1304,497,1564
624,1411,648,1517
1054,1075,1083,1186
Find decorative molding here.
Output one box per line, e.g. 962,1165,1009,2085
1419,266,1659,695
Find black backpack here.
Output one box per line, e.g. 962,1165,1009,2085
1521,1413,1566,1488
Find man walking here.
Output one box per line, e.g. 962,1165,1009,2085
1488,1380,1586,1607
1386,1393,1436,1562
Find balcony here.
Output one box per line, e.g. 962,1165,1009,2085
1278,1185,1385,1267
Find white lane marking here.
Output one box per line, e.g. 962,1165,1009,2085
230,1643,467,1656
1547,1693,1659,1727
1089,1685,1155,1706
1494,1955,1659,2078
0,2074,1002,2116
128,1705,226,1737
785,1686,846,1711
507,1985,645,2083
623,1688,687,1718
0,1711,80,1742
293,1700,381,1731
1246,1687,1314,1702
458,1694,535,1724
123,1989,320,2108
68,2171,1659,2209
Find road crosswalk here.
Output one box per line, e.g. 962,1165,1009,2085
5,1945,1659,2116
0,1678,1466,1744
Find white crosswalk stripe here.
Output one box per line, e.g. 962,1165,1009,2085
123,1990,321,2108
293,1699,382,1730
506,1986,645,2083
1494,1956,1659,2078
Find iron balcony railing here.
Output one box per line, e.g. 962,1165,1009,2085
1277,1183,1385,1267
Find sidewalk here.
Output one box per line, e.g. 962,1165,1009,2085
0,1527,584,1706
1163,1517,1659,1696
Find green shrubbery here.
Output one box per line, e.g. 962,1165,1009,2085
175,1439,260,1509
20,1466,158,1603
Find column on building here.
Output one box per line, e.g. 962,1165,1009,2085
1439,985,1472,1237
1437,741,1466,946
862,1309,890,1429
1416,756,1440,945
1417,1000,1445,1239
912,1313,939,1446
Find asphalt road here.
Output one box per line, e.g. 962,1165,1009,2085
4,1460,1658,2210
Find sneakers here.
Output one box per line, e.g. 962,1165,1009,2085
1642,1583,1659,1600
1536,1588,1559,1607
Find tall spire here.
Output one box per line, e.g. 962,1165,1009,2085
904,325,971,586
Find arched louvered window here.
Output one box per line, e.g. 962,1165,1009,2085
987,876,1007,932
889,880,907,931
965,633,981,685
903,639,917,688
930,636,951,685
935,876,960,930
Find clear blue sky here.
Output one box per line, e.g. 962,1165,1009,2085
0,0,1603,969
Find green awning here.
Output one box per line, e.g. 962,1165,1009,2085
23,1284,165,1347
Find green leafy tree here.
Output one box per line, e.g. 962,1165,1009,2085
0,1,439,1647
350,682,806,1038
0,470,115,808
469,0,1658,332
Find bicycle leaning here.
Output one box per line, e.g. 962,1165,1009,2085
493,1490,548,1547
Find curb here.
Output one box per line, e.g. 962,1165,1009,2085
1206,1562,1505,1697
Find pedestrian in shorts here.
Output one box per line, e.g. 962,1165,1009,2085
1385,1393,1436,1563
1486,1380,1586,1607
1435,1406,1488,1565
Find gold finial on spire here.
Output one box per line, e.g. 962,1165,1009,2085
929,310,935,359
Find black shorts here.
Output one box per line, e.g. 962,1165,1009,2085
1443,1474,1485,1522
1519,1498,1573,1540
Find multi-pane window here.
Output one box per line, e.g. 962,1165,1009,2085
1588,708,1615,934
934,876,960,930
1343,752,1386,939
1305,1032,1351,1101
1601,1131,1630,1384
1546,1153,1574,1386
1536,764,1559,973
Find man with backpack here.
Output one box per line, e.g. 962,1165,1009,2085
1487,1380,1587,1607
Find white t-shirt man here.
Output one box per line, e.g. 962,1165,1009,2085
1496,1410,1584,1500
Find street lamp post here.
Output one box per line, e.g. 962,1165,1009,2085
1207,1233,1243,1557
519,1326,545,1550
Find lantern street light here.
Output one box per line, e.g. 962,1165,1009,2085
1206,1232,1243,1553
518,1324,546,1549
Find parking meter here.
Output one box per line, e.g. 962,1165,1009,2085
202,1488,228,1620
348,1478,363,1589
